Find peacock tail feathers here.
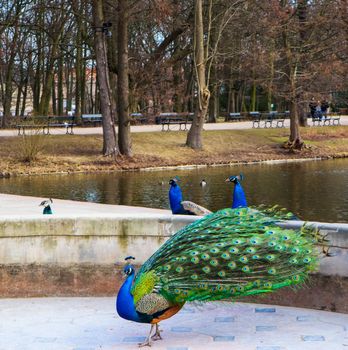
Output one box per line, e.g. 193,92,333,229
131,207,324,305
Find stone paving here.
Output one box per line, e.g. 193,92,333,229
1,297,347,350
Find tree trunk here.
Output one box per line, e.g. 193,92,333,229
92,0,119,157
186,0,210,149
117,0,132,156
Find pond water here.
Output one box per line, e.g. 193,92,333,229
0,159,347,223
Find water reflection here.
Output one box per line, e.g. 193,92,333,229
0,159,347,223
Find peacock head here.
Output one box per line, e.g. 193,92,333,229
169,176,180,186
123,256,136,276
226,173,244,184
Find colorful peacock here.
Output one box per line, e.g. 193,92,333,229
116,207,326,346
169,177,211,215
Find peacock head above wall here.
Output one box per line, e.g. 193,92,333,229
123,256,136,276
225,173,244,184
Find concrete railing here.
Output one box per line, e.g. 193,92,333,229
0,214,347,277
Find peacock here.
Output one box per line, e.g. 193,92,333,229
226,173,247,208
169,177,211,216
116,207,326,347
39,198,53,214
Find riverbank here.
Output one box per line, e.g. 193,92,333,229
1,125,347,176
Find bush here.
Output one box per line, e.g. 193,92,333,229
17,126,46,163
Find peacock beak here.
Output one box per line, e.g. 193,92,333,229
225,178,231,182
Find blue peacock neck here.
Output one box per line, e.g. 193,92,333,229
116,272,141,322
232,182,247,208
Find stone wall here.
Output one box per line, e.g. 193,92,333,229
0,214,348,312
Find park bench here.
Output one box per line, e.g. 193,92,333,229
130,113,147,125
81,114,103,126
311,113,341,126
225,112,245,122
157,112,193,131
263,111,288,128
250,112,262,128
16,115,76,135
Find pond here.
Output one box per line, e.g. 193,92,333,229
0,158,347,223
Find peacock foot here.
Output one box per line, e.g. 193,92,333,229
151,324,162,341
138,339,151,347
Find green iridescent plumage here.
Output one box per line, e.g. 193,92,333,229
131,207,324,305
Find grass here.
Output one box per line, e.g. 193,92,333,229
0,126,347,176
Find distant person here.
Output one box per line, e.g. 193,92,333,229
309,98,316,118
314,101,323,120
321,100,329,118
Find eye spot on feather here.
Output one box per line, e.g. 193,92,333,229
236,285,244,292
303,257,311,263
266,254,276,261
221,252,230,260
305,249,312,254
289,258,298,264
292,247,300,253
242,265,250,273
232,239,243,245
201,253,210,260
266,230,274,235
229,247,239,254
268,241,276,247
176,266,184,273
190,251,199,256
250,238,260,245
174,288,181,294
239,255,248,263
264,282,273,289
252,254,260,260
198,283,208,289
191,257,200,264
203,266,211,273
292,275,300,282
217,284,224,291
179,256,187,262
275,245,283,251
191,274,198,280
253,280,261,287
282,235,290,241
218,270,226,277
245,247,256,254
210,259,218,267
215,242,225,247
210,248,220,254
227,261,236,269
163,265,171,271
268,268,276,275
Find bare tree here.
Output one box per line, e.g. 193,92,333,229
92,0,119,157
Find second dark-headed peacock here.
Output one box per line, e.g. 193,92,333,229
116,207,326,346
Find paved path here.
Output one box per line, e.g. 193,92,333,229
1,116,347,137
0,297,347,350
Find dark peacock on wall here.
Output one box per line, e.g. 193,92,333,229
168,177,211,216
39,198,53,214
116,207,327,347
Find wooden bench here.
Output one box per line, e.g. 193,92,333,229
16,116,76,135
81,114,102,126
226,112,244,122
157,112,193,131
130,113,147,125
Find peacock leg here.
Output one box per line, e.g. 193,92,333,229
138,324,154,347
151,323,162,341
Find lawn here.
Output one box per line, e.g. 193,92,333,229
0,126,347,176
